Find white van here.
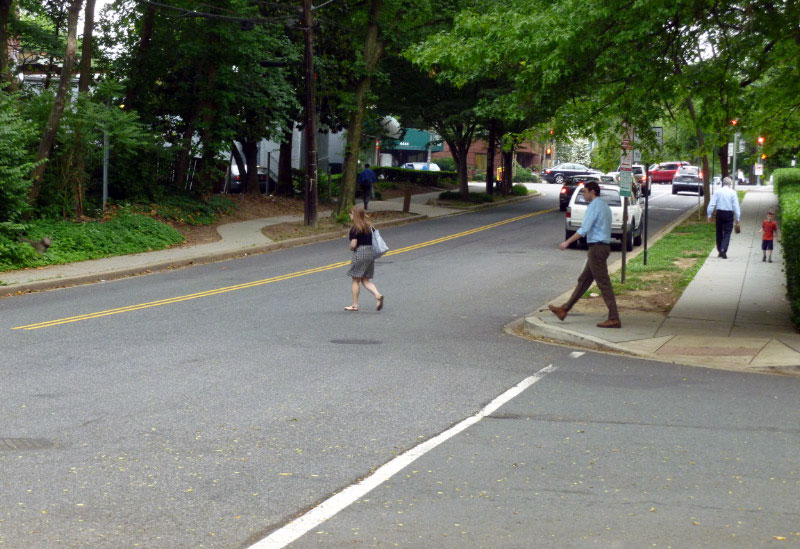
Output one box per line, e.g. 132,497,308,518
402,162,440,171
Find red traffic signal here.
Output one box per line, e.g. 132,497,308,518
757,136,765,145
549,129,554,136
545,147,552,156
730,119,738,126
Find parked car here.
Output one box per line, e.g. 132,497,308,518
672,174,704,195
540,163,601,184
565,183,644,251
227,165,273,194
559,173,603,211
648,161,691,184
227,164,244,193
402,162,441,171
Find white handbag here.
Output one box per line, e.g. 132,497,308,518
371,228,389,257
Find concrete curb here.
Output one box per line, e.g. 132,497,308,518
0,213,427,295
521,316,649,355
518,203,702,347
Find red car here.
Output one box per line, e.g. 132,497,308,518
648,161,691,184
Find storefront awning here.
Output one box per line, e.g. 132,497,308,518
388,129,443,152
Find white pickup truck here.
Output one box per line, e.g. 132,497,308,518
564,184,644,251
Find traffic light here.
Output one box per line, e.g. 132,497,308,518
757,136,765,145
761,153,767,160
731,119,738,126
545,147,552,156
549,129,554,136
375,140,380,149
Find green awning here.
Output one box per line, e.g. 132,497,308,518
389,129,443,152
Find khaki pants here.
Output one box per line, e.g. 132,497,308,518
563,243,619,320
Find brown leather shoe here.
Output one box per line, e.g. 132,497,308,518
596,318,622,328
548,304,568,321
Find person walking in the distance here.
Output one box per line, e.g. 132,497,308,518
549,181,621,328
357,163,377,210
344,205,384,311
760,209,779,263
706,176,741,259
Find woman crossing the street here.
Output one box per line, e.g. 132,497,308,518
344,205,384,312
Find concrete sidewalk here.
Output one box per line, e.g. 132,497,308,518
523,187,800,376
0,193,459,294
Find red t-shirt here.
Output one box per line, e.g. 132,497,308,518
762,220,778,240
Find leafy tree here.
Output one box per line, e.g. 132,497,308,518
0,87,38,222
30,0,82,204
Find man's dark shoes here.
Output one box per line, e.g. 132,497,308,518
597,318,622,328
548,304,568,321
720,251,727,259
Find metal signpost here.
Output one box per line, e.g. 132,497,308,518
619,126,634,283
643,127,663,265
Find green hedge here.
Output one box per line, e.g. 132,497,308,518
374,166,457,187
774,168,800,327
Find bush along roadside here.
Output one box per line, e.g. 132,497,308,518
774,168,800,328
0,210,184,273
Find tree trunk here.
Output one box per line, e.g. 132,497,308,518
71,0,96,217
0,0,13,88
243,139,260,196
485,119,496,194
684,98,710,212
173,116,196,189
77,0,95,92
501,148,514,196
717,145,729,178
30,0,83,204
335,0,384,216
123,5,156,110
276,127,294,195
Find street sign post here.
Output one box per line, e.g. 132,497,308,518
619,125,634,283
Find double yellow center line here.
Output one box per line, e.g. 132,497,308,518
13,209,553,330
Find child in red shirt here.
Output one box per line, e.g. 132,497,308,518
759,210,779,263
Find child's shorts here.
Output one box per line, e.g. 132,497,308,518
762,239,774,251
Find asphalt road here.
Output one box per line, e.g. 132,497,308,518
1,185,797,548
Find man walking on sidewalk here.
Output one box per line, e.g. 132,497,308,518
707,176,741,259
357,164,377,210
550,181,621,328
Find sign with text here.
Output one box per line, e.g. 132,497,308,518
619,126,634,197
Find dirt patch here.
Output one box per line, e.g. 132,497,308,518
378,184,445,200
262,210,414,241
570,256,701,316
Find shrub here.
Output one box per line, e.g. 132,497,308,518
0,88,39,223
125,190,235,226
775,168,800,327
375,166,457,187
433,157,456,171
511,184,528,196
1,211,184,272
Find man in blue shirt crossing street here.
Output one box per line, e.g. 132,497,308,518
550,181,621,328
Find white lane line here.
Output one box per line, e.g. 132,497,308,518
569,351,585,358
250,364,558,549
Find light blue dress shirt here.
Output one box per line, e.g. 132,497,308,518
707,186,741,221
578,196,612,244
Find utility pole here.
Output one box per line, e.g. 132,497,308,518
302,0,318,226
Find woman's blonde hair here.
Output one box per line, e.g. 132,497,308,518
350,204,372,234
